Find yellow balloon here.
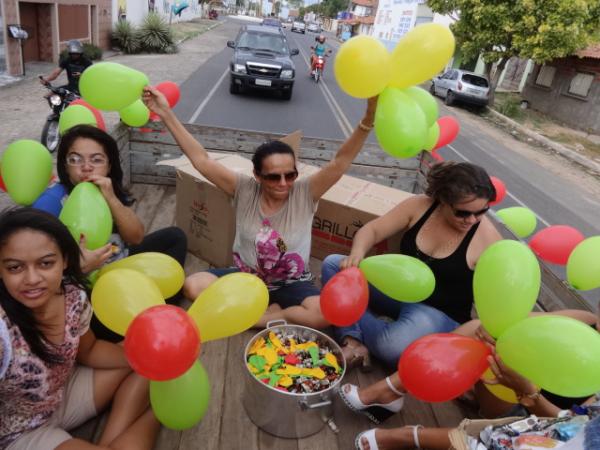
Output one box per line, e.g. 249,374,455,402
481,368,518,403
334,35,391,98
91,268,165,336
188,273,268,342
389,23,455,89
98,252,185,299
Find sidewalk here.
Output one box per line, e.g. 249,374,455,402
0,19,227,154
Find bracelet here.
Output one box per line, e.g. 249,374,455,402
358,120,374,132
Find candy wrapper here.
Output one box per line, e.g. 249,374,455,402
246,331,343,394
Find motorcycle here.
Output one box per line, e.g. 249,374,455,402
311,54,330,83
39,76,79,152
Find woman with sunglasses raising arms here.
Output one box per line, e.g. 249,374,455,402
143,86,378,329
56,125,188,341
321,161,503,370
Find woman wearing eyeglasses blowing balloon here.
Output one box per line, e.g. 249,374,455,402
143,86,378,329
321,161,503,370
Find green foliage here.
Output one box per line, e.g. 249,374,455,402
113,19,140,54
496,96,523,119
138,12,176,53
60,43,103,61
428,0,600,65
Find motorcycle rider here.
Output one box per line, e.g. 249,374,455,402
39,40,92,95
310,34,332,76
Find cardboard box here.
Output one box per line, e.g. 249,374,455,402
164,153,412,268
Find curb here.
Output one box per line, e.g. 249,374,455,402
487,108,600,175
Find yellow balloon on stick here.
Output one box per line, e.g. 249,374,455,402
98,252,185,299
187,273,269,342
334,35,391,98
92,268,165,336
389,23,455,89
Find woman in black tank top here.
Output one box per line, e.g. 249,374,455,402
321,162,502,369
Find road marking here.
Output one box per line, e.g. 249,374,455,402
188,68,229,123
446,143,551,227
291,35,353,137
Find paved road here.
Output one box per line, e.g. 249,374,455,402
174,18,600,308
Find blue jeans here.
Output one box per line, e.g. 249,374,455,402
321,254,460,367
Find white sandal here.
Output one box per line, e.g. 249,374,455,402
354,425,423,450
339,377,405,424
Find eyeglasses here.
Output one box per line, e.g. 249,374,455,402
259,171,298,183
452,206,490,218
66,154,108,167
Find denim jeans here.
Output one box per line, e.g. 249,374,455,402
321,254,460,367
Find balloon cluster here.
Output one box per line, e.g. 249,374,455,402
91,258,269,430
76,62,181,128
490,177,597,290
334,24,460,158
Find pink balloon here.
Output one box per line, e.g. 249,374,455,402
489,176,506,206
156,81,181,108
529,225,585,265
431,150,444,162
433,116,460,150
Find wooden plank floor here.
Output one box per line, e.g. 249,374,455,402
74,183,476,449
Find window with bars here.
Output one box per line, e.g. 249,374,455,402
535,65,556,87
567,72,594,97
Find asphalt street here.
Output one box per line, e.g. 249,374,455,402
174,18,600,308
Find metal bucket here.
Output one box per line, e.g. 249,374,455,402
242,321,346,438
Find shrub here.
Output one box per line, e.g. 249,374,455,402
138,12,176,53
113,19,140,54
496,96,522,119
59,42,103,61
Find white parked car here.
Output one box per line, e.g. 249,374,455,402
430,69,490,107
291,20,306,33
307,22,321,33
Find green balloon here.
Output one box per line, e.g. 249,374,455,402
374,87,428,159
424,122,440,151
59,105,97,135
497,315,600,398
404,86,438,127
567,236,600,290
359,254,435,302
1,140,53,205
150,361,211,430
473,240,540,338
119,99,150,127
79,62,149,111
496,207,537,238
59,182,112,250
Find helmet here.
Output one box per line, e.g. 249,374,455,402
67,40,84,54
317,35,325,43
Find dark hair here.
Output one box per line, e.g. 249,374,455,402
252,140,297,174
57,125,133,206
425,161,496,205
0,208,89,365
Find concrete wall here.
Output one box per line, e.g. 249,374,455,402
522,57,600,134
112,0,203,27
3,0,111,76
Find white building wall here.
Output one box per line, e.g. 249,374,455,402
372,0,419,51
113,0,204,26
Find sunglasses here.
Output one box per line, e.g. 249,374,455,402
259,171,298,183
452,206,490,218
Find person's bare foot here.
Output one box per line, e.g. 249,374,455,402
359,427,415,450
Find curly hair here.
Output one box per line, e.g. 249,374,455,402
425,161,496,205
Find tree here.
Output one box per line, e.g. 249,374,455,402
321,0,346,18
428,0,600,105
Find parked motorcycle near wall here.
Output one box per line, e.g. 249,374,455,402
39,76,79,152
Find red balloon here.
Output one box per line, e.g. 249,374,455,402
70,99,106,131
489,176,506,206
398,333,490,402
320,267,369,326
149,112,161,122
125,305,201,381
529,225,585,265
156,81,181,108
433,116,460,150
431,150,444,162
0,172,6,192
